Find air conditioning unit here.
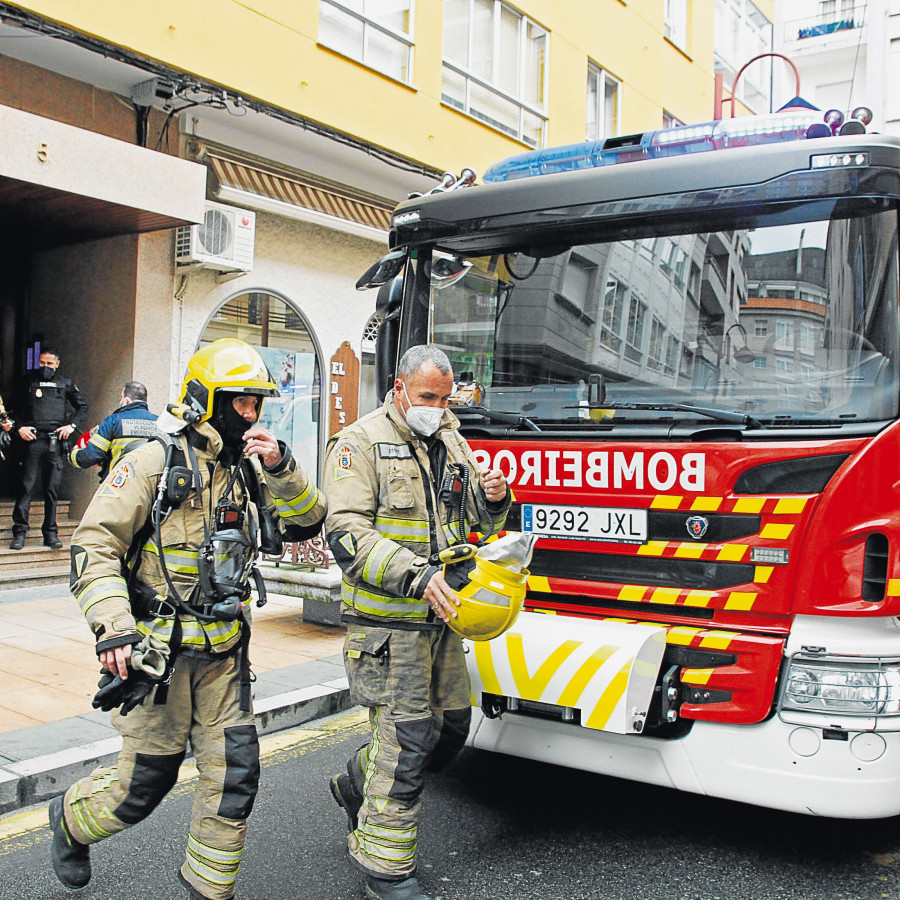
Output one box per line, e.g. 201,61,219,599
176,201,255,272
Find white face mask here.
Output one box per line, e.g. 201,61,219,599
402,383,444,437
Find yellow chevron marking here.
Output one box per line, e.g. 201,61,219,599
586,658,633,729
724,591,757,610
699,631,735,650
638,540,668,556
650,587,682,605
754,566,774,583
674,542,706,558
557,645,619,707
473,641,502,696
651,495,682,509
691,497,722,512
716,544,748,561
683,590,714,607
619,585,647,602
507,635,582,701
666,627,702,645
888,579,900,597
774,497,808,515
527,576,551,592
760,523,794,540
733,497,765,514
682,668,714,685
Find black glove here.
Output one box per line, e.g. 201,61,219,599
92,668,153,716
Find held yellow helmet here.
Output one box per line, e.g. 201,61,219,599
181,338,278,423
445,555,529,642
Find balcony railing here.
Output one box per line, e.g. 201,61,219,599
783,6,866,42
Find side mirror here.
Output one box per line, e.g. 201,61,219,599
356,250,407,290
375,275,404,396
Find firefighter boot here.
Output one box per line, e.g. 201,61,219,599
178,870,217,899
49,795,91,889
330,770,363,832
364,874,431,900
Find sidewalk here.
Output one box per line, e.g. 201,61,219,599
0,581,349,814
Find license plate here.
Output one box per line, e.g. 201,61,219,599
522,503,647,544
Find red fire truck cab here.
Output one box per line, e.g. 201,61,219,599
359,103,900,818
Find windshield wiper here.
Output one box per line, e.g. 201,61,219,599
599,402,763,429
456,406,542,431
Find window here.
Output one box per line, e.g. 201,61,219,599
443,0,547,147
601,276,626,351
319,0,414,83
586,62,621,141
648,318,665,370
754,319,768,337
665,0,688,48
624,294,647,363
715,0,772,114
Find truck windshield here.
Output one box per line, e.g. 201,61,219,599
427,204,900,428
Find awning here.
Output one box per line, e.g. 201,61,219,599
205,151,393,240
0,104,206,247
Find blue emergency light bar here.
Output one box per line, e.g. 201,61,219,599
482,106,866,183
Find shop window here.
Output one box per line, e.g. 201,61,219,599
200,292,321,478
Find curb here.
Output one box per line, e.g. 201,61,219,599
0,678,352,815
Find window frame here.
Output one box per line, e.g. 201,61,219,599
586,60,622,142
442,0,548,147
319,0,416,84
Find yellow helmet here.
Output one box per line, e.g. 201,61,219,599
181,338,278,422
445,555,529,641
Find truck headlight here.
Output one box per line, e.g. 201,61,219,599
782,659,900,716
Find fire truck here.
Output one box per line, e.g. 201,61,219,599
357,101,900,818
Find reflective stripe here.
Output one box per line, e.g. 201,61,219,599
87,433,111,452
143,540,200,574
186,832,242,888
135,603,248,649
70,797,115,841
76,575,129,615
374,515,429,543
274,481,321,518
362,538,401,587
341,579,428,618
356,819,417,864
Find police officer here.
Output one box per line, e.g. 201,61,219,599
323,344,509,900
48,339,326,900
10,347,88,550
70,380,158,480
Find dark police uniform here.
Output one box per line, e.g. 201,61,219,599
70,400,158,480
12,371,88,542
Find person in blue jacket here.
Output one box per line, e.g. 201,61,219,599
70,381,158,481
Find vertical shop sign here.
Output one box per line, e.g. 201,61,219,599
329,341,360,437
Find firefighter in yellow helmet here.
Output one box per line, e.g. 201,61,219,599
323,344,510,900
48,338,326,900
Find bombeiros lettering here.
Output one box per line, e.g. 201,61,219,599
472,448,706,492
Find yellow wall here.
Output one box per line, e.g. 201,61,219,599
10,0,727,177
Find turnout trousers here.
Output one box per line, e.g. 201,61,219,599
60,652,259,900
343,622,472,879
12,435,63,538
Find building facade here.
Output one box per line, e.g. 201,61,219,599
0,0,760,512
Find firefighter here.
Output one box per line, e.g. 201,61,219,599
323,344,509,900
48,338,326,900
69,380,159,480
10,346,88,550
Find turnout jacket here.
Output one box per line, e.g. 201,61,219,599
324,394,509,622
70,401,159,479
70,420,326,657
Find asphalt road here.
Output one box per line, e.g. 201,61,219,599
3,708,900,900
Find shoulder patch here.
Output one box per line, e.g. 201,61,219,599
109,461,135,489
337,442,355,470
377,442,412,460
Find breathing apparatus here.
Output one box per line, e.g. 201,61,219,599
142,339,282,623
